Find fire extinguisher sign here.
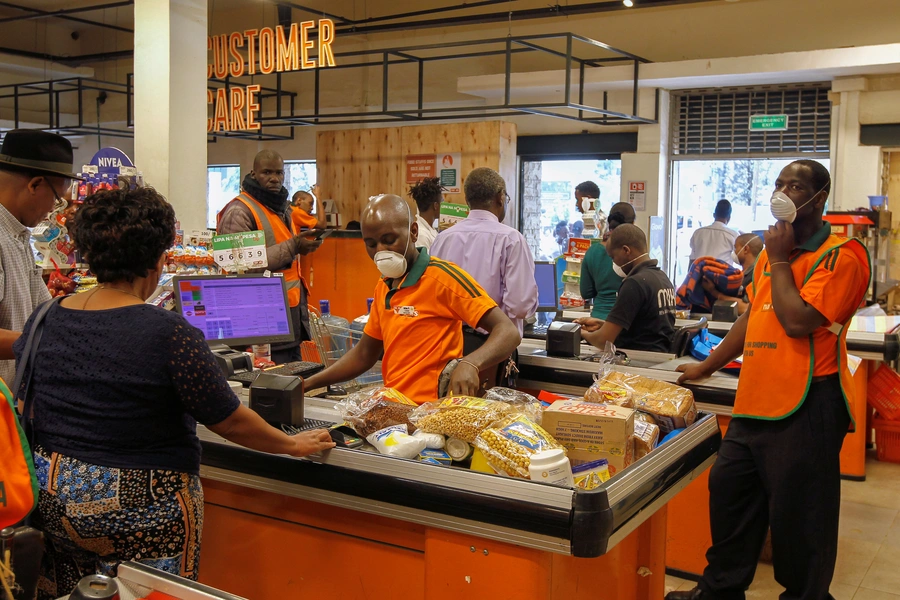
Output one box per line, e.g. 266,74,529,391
628,181,646,211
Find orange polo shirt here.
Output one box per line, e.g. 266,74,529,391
364,250,497,404
291,207,318,231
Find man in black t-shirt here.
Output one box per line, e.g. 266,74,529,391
576,224,676,353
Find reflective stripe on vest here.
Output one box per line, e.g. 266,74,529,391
733,236,870,428
221,193,304,307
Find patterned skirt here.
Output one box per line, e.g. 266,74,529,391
31,446,203,600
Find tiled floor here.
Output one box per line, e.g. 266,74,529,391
665,453,900,599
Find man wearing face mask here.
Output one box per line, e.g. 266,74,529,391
0,130,78,385
580,202,636,320
303,195,520,403
218,150,323,364
575,224,676,352
669,160,870,600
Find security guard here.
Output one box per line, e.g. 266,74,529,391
218,150,322,363
670,160,870,600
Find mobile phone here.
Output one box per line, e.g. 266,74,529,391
314,229,333,240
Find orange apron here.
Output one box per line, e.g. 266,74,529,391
218,192,305,307
733,236,869,428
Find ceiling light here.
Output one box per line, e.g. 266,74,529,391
623,0,634,6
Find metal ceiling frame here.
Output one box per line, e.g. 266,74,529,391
215,32,657,129
1,32,656,139
0,0,721,66
0,76,133,137
0,1,134,33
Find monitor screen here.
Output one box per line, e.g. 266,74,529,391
534,261,558,312
173,274,295,347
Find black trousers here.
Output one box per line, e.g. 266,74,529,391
272,294,311,365
699,377,849,600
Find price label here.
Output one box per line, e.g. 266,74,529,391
212,230,267,271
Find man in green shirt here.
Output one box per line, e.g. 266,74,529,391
580,202,636,319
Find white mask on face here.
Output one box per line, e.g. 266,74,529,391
612,252,648,279
731,239,753,266
770,182,830,223
373,202,412,279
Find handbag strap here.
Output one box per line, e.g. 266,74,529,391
14,297,62,438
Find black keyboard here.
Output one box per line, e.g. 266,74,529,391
523,324,550,340
281,419,336,435
228,360,324,386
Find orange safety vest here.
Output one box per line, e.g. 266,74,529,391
217,192,305,307
733,235,870,427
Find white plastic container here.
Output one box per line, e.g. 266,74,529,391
528,449,575,487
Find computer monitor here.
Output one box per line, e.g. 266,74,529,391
534,261,559,312
173,274,295,347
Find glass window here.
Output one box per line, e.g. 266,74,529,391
284,161,317,198
671,157,831,282
207,165,241,229
521,158,622,262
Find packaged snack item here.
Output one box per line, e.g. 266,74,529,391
338,387,418,438
584,380,634,407
417,448,452,465
634,411,657,425
474,415,565,479
484,388,543,424
572,459,611,491
366,424,426,459
419,457,445,466
410,397,514,443
412,430,445,449
633,420,660,460
591,370,697,434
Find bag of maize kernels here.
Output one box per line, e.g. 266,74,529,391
409,396,514,444
474,415,565,479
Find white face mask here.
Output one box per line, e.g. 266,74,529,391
770,182,829,223
373,203,412,279
731,239,753,266
612,252,648,278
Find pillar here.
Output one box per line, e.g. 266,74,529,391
620,89,672,272
134,0,208,231
831,77,883,212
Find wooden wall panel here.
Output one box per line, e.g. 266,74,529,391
316,127,403,224
316,121,517,223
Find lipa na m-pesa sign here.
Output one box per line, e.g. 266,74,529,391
207,20,337,133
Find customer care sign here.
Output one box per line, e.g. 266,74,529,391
207,20,337,132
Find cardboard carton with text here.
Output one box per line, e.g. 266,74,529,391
543,400,635,475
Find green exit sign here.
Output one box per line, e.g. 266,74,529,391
749,114,789,131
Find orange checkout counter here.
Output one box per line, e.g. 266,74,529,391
516,321,898,579
195,397,720,600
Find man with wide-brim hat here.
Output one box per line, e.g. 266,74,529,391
0,129,80,385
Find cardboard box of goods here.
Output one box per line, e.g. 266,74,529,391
543,400,635,475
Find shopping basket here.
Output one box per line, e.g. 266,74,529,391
867,364,900,421
873,413,900,463
302,306,382,393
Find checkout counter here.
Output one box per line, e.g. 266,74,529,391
519,311,900,578
196,395,720,600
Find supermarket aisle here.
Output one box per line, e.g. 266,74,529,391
665,454,900,599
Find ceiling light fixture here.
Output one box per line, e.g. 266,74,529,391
623,0,634,6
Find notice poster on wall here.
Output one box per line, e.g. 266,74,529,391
407,154,437,183
628,181,647,211
438,153,462,194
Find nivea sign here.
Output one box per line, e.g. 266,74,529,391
89,147,134,174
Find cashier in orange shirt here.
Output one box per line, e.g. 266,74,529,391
669,160,870,600
291,184,327,231
303,194,520,402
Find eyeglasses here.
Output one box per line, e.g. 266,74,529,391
504,192,511,206
45,180,67,211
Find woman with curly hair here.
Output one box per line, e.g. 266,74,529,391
15,187,335,599
408,177,445,250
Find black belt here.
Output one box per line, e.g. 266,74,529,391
811,373,840,384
